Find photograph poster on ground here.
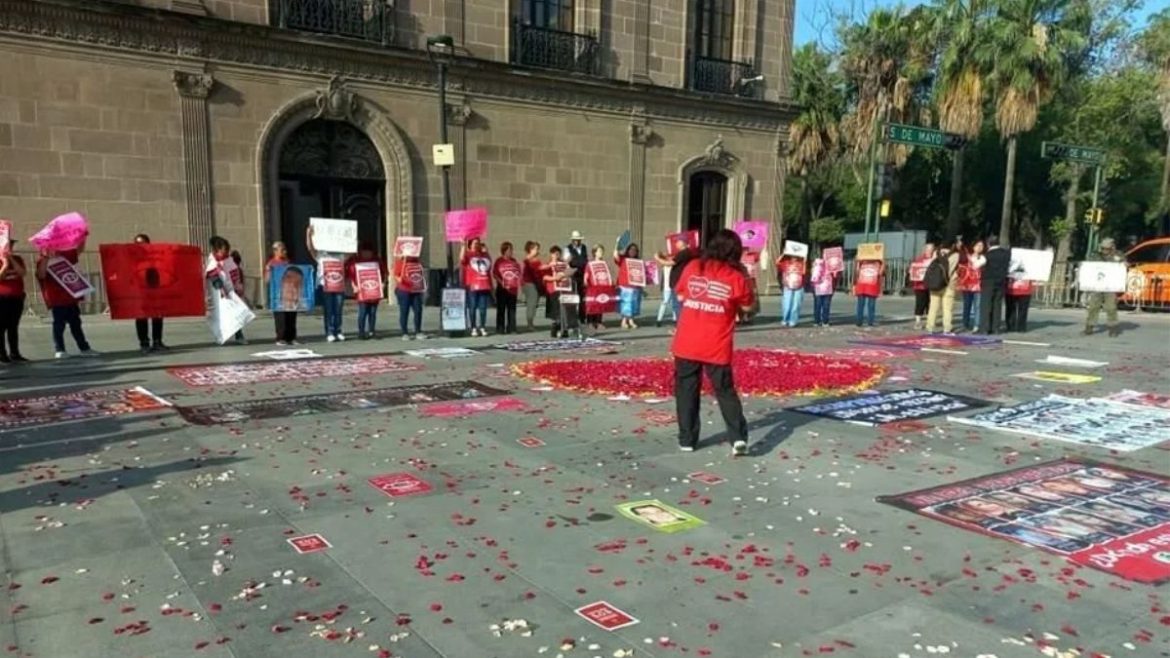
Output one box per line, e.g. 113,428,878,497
880,459,1170,583
0,387,171,430
168,355,418,387
790,389,989,426
616,499,706,533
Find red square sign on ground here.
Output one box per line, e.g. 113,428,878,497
574,601,639,631
688,471,727,485
517,436,546,448
287,533,331,554
368,472,433,498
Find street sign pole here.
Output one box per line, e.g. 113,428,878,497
1041,141,1106,258
863,122,880,243
1087,164,1103,256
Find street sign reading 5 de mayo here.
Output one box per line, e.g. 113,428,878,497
1041,141,1105,165
885,123,946,148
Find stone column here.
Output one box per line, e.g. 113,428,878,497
173,70,215,247
627,117,653,249
446,99,473,210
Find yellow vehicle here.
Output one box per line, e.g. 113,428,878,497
1122,237,1170,308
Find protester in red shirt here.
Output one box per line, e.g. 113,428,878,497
0,240,28,363
263,240,301,345
346,242,387,340
671,229,755,456
1005,274,1033,333
131,233,169,353
520,241,544,332
393,252,427,340
909,243,935,330
461,237,493,337
36,244,99,359
853,257,885,328
543,246,573,338
492,241,522,335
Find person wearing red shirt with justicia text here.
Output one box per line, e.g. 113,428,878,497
671,229,755,457
0,239,29,363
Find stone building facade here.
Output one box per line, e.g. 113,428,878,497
0,0,795,298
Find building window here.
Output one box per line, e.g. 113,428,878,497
272,0,396,46
686,171,728,247
511,0,600,75
689,0,759,97
693,0,734,61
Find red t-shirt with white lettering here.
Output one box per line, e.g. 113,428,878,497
671,259,753,366
462,251,493,291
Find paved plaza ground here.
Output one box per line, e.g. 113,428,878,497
1,296,1168,658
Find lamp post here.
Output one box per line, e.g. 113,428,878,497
426,34,456,285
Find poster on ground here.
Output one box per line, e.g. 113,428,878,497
1009,248,1055,282
790,389,989,426
177,381,508,425
494,337,620,353
1,387,171,430
948,395,1170,452
309,218,357,253
169,355,419,387
1013,371,1102,384
267,264,315,312
879,458,1170,584
1104,390,1170,410
403,347,481,359
100,243,206,319
616,499,706,534
850,334,1000,351
1078,261,1127,293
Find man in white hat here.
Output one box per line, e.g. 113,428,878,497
566,230,588,322
1084,237,1122,337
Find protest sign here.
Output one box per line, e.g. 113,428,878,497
879,458,1170,584
368,472,434,498
857,243,884,261
949,395,1170,452
782,240,809,259
208,292,255,345
494,337,619,353
28,211,88,252
1014,371,1102,384
1104,390,1170,410
624,258,646,287
394,236,423,258
552,262,572,292
320,258,345,293
419,397,529,417
616,230,631,253
440,288,468,331
1010,248,1055,282
732,220,769,250
645,260,660,286
790,388,988,426
177,380,508,425
101,243,206,319
908,260,928,283
689,471,727,485
1,386,171,431
288,534,331,554
575,602,640,631
400,262,426,293
666,230,699,255
585,286,618,315
616,499,706,534
46,257,93,299
309,218,357,253
823,246,844,274
354,262,384,302
444,207,488,242
1078,261,1127,293
168,355,417,387
0,220,10,255
267,264,315,312
741,251,760,279
851,334,1000,351
587,261,612,287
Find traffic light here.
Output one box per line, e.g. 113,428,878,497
943,133,968,151
876,163,895,197
1083,208,1104,225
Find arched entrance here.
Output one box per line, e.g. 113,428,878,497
686,170,728,247
277,119,386,263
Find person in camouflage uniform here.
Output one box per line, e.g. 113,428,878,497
1083,237,1122,337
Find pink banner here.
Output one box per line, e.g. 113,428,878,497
733,221,769,250
46,257,93,298
29,212,89,252
355,262,384,302
823,247,844,274
445,208,488,242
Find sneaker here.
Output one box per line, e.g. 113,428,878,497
234,337,249,345
139,344,151,355
153,342,170,352
416,333,429,340
679,445,695,452
327,335,337,343
9,355,29,363
54,351,69,359
276,340,289,347
290,340,302,346
336,333,346,342
732,440,747,456
402,334,412,341
79,349,101,358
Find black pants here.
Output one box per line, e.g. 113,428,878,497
50,304,90,353
1005,295,1031,333
495,286,517,334
675,357,747,448
979,284,1005,335
274,311,298,342
0,295,24,357
913,289,930,316
573,274,587,321
135,318,163,347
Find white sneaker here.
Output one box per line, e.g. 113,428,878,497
402,334,412,341
679,445,695,452
336,333,346,342
79,349,101,358
732,440,748,456
54,351,69,359
276,340,288,346
327,335,337,343
417,333,429,340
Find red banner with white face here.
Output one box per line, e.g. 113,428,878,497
585,285,617,315
101,244,206,319
322,259,345,293
355,262,384,302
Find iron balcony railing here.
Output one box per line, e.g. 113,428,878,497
691,54,760,98
511,20,600,76
275,0,395,46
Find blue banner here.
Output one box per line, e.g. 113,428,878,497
268,264,316,312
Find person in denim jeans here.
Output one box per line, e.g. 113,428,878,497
853,258,884,327
393,254,427,339
346,243,386,339
306,225,346,342
461,238,493,336
776,254,805,327
809,255,835,326
36,244,100,359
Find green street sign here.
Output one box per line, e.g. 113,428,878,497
1041,141,1105,165
885,123,947,149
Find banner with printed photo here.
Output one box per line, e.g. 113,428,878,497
267,264,315,312
169,355,419,387
1104,390,1170,410
823,246,844,274
616,499,706,534
732,220,769,250
354,262,384,302
585,286,618,315
948,395,1170,452
394,236,423,258
790,389,989,426
644,260,660,286
46,257,93,299
879,458,1170,583
1,386,171,430
624,258,646,287
177,380,508,425
101,243,206,319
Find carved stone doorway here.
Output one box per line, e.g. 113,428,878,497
276,119,387,263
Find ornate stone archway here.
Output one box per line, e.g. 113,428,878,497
676,136,749,236
256,77,414,262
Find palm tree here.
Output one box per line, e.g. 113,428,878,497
787,44,844,241
933,0,994,239
1138,9,1170,211
986,0,1089,245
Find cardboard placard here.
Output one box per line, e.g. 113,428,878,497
46,257,94,299
267,264,315,312
309,217,357,253
1078,261,1126,293
584,285,617,315
823,246,844,274
624,258,646,288
782,240,809,259
394,236,423,258
1010,248,1055,283
441,287,467,331
444,207,488,242
368,472,433,498
733,220,769,250
321,258,345,293
100,243,207,319
354,262,384,302
666,230,699,255
400,262,427,293
575,602,640,631
791,389,990,427
857,243,885,261
587,260,612,287
909,260,928,282
552,262,572,292
288,534,331,554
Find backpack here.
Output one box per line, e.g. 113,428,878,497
924,258,949,292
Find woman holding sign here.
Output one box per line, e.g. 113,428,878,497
543,246,574,338
614,243,644,330
776,253,806,327
306,226,346,342
36,243,100,359
853,252,885,328
264,241,299,345
393,250,427,340
346,242,387,340
493,241,521,335
584,245,612,330
461,238,494,337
